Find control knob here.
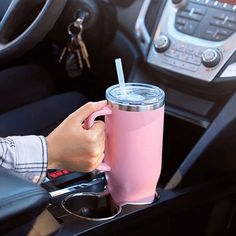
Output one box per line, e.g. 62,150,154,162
172,0,187,8
172,0,183,3
201,49,221,68
154,35,170,53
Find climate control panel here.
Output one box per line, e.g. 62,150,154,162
136,0,236,82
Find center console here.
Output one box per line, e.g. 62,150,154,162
136,0,236,82
40,167,236,236
131,0,236,131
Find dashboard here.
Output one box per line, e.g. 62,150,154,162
118,0,236,190
114,0,235,130
136,0,236,82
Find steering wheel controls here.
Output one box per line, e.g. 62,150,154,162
154,35,170,53
201,48,221,68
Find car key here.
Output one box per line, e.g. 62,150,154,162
68,21,84,69
58,27,74,63
72,17,91,69
59,16,90,71
72,35,84,69
58,42,69,63
76,24,91,69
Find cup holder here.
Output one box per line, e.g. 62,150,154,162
62,191,122,221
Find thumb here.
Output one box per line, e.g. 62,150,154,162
74,100,107,123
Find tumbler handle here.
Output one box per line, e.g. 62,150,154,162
84,106,112,172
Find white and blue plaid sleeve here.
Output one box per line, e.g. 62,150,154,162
0,135,48,184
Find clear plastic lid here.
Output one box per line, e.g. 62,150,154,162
106,83,165,112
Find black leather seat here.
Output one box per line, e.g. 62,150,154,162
0,64,55,115
0,91,88,137
0,64,88,136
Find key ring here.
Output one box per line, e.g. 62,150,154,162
67,22,80,36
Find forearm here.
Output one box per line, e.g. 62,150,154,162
0,136,48,184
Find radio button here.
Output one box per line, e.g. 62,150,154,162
175,20,198,35
177,11,203,21
186,4,207,15
229,15,236,23
202,25,234,41
203,26,219,40
162,57,198,72
176,17,188,25
219,28,233,36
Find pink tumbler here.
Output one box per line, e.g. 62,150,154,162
86,83,165,206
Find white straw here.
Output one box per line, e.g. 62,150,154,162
115,58,126,94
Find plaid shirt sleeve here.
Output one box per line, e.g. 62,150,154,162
0,135,48,184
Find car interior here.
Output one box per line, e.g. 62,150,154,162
1,0,236,235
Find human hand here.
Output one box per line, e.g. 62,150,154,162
46,101,107,172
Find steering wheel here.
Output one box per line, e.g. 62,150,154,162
0,0,67,62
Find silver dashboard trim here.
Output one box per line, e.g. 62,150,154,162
135,0,151,54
